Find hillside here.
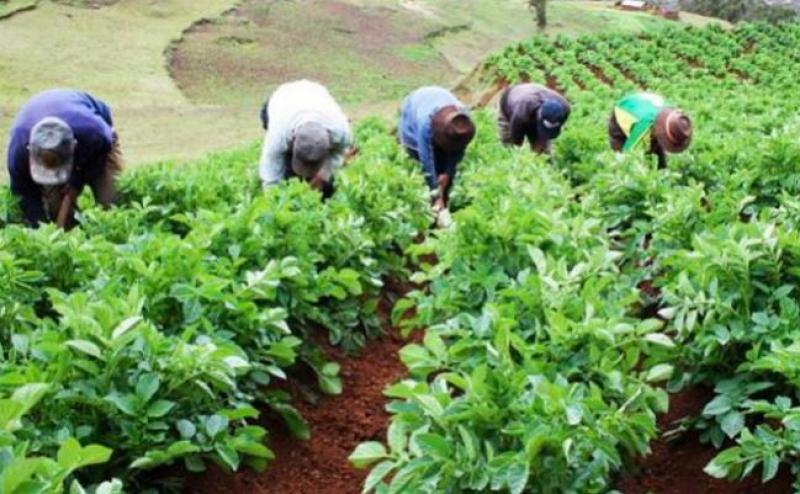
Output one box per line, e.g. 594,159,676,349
0,0,725,173
3,19,800,493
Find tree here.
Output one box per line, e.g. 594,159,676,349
529,0,547,29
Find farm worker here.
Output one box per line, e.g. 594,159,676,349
498,83,571,153
259,80,353,199
7,89,122,229
608,92,693,169
399,86,476,228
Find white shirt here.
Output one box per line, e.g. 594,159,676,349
259,80,352,186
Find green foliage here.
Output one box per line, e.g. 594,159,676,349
355,21,800,492
0,119,431,490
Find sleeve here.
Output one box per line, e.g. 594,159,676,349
84,92,114,127
259,131,288,187
622,120,652,152
7,134,46,226
510,98,540,146
416,118,438,191
441,151,463,182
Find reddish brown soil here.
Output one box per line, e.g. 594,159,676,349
680,55,705,69
475,79,508,108
587,64,614,87
545,74,566,94
187,290,418,494
617,388,794,494
729,68,753,83
612,62,647,89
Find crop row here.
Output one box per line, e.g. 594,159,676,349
353,22,800,492
0,120,432,491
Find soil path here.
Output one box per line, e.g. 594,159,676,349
617,388,793,494
188,289,415,494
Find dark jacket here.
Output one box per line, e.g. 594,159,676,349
7,89,114,225
500,83,570,145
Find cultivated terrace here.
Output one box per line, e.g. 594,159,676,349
2,20,800,494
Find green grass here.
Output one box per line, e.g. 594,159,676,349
0,0,248,171
0,0,37,19
425,0,729,72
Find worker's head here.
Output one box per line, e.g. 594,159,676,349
292,121,331,178
537,99,569,140
28,117,76,186
655,108,693,154
432,106,476,153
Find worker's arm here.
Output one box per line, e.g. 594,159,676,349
509,101,538,147
657,151,668,170
417,120,439,193
437,151,464,207
55,185,80,229
259,131,288,187
531,136,550,154
650,137,668,169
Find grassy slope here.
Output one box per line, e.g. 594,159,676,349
0,0,37,18
171,0,727,122
0,0,725,176
428,0,728,72
0,0,249,170
170,0,454,109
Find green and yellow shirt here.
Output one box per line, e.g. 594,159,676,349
614,93,669,152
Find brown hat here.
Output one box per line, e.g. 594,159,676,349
654,108,692,154
432,106,475,153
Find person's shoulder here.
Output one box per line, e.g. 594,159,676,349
410,86,455,100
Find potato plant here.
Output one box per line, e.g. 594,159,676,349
354,22,800,493
0,120,431,491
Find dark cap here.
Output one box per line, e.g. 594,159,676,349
655,108,692,154
432,106,475,153
292,121,331,178
537,99,569,139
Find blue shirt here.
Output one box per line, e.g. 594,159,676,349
399,87,467,190
7,89,114,225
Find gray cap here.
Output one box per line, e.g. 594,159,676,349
291,121,331,178
29,117,76,186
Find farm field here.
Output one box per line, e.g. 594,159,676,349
3,15,800,494
0,0,725,175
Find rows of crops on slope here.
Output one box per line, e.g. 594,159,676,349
0,121,432,492
351,22,800,493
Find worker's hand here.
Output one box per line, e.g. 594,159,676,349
344,145,359,163
309,173,326,192
432,196,446,213
55,186,79,229
531,139,549,154
436,208,453,229
435,174,450,209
